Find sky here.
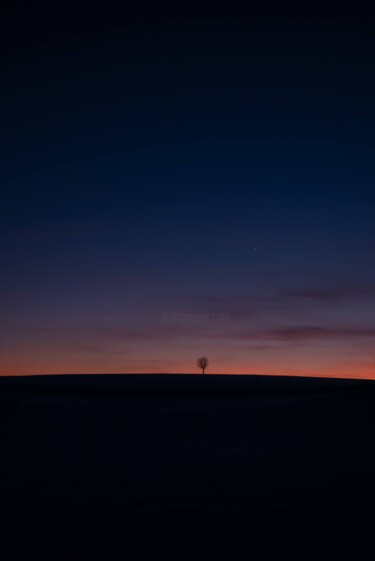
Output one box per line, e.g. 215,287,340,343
1,1,375,377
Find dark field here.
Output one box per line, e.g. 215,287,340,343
1,374,375,560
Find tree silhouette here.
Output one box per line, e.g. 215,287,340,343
197,356,209,375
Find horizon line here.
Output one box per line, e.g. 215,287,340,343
1,372,375,381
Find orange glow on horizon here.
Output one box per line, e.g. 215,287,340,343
1,357,374,380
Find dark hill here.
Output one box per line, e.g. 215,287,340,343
1,374,374,560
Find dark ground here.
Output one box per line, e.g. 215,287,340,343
1,374,375,560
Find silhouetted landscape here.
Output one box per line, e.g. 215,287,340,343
2,1,375,559
1,374,375,560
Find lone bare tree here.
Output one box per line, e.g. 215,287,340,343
197,356,209,375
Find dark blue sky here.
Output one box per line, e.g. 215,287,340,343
1,1,375,376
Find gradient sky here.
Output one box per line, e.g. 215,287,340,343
1,2,375,377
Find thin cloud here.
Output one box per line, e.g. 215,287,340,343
285,285,375,303
205,325,375,343
267,326,375,341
